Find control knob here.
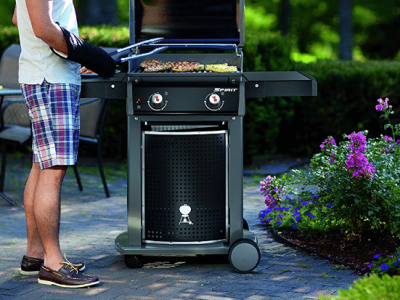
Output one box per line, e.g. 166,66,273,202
149,93,166,110
205,93,223,110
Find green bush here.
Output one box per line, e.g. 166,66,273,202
319,274,400,300
281,60,400,156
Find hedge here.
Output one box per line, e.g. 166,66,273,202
2,26,400,161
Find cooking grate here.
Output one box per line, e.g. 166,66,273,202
130,69,241,74
143,130,228,242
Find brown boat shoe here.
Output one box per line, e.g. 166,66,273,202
20,255,85,275
38,262,99,288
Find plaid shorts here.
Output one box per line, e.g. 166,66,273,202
21,81,80,169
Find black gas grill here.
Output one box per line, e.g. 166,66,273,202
81,0,317,273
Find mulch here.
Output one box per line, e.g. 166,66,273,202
273,229,399,274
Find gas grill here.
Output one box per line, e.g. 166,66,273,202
81,0,317,273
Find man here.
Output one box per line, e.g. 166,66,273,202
13,0,114,288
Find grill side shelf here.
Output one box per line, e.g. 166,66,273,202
81,72,128,99
243,71,317,98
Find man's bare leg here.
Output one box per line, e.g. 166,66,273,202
24,162,44,259
24,163,68,271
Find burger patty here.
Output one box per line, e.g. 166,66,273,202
171,61,201,72
140,59,162,68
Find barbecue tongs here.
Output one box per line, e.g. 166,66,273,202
108,37,167,63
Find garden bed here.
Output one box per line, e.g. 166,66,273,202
274,229,399,274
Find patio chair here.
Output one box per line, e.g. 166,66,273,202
0,44,21,90
73,98,111,197
0,101,31,196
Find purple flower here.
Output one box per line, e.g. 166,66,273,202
375,98,391,112
367,262,375,268
382,135,393,142
292,224,297,230
291,212,300,217
373,254,381,259
320,137,336,150
345,146,375,179
295,216,302,222
277,214,284,219
276,221,282,226
380,264,389,271
348,132,367,152
393,261,399,268
306,213,316,219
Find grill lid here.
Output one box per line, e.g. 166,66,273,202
130,0,244,48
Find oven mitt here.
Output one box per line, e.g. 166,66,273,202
51,25,116,78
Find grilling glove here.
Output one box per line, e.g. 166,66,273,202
51,25,116,78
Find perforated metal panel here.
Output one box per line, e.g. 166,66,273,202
142,130,228,243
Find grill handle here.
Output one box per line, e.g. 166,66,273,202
117,47,168,63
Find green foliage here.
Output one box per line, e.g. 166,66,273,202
247,0,400,60
319,274,400,300
0,27,19,57
79,26,129,48
0,0,14,26
281,60,400,156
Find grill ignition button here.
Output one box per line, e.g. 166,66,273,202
148,93,166,110
205,93,223,110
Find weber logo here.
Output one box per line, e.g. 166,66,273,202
214,88,238,93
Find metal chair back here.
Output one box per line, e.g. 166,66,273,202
0,44,21,89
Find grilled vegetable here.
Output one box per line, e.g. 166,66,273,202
205,63,227,71
206,64,237,73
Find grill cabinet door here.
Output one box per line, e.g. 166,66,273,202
143,130,228,243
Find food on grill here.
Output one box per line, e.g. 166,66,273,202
144,64,166,72
205,64,237,73
205,63,227,71
80,66,96,74
171,61,203,72
140,60,236,73
162,61,176,70
140,59,162,68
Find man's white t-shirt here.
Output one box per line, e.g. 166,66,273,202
16,0,81,86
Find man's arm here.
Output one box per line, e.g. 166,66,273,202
25,0,68,55
12,5,18,27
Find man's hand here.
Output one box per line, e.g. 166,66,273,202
53,26,116,78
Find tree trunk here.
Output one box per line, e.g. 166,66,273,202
75,0,118,26
280,0,291,36
338,0,353,60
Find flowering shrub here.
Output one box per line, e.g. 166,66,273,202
259,194,338,233
260,98,400,238
366,248,400,276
